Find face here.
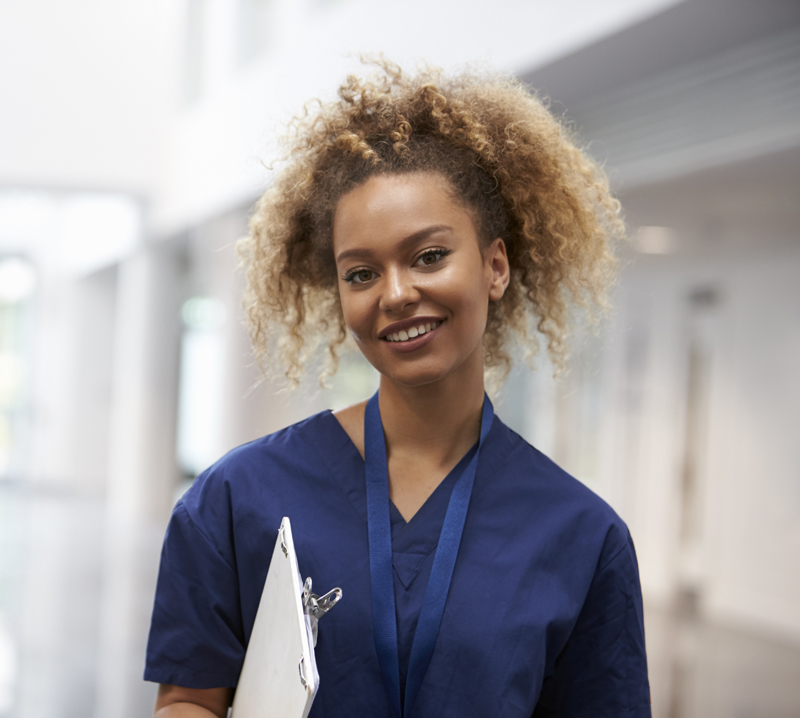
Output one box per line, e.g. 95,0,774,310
332,172,509,389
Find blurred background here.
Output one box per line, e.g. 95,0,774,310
1,0,799,715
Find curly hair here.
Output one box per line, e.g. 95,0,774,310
238,59,624,386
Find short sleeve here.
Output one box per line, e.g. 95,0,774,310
533,531,651,717
143,500,245,688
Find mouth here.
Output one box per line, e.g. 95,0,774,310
381,319,443,343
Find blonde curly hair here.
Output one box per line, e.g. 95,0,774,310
238,60,624,386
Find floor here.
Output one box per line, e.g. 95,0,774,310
646,601,800,718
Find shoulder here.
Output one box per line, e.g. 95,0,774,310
192,409,337,488
488,416,631,561
332,400,367,458
175,409,342,548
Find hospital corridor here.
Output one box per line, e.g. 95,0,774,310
1,0,799,716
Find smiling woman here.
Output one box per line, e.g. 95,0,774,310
241,62,622,387
145,60,650,718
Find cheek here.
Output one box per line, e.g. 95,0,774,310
448,269,491,320
339,292,369,342
457,286,492,343
465,292,490,331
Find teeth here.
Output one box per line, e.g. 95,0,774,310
385,321,441,342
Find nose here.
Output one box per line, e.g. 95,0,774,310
379,265,420,314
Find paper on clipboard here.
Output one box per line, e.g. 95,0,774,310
231,517,341,718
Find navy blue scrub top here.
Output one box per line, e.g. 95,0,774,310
145,410,651,717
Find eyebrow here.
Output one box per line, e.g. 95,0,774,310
335,224,453,264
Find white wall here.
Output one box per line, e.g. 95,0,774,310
513,242,800,642
0,0,175,194
148,0,683,234
0,0,685,228
701,254,800,639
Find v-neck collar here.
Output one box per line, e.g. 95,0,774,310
389,442,477,533
304,408,512,537
388,443,477,587
301,408,515,592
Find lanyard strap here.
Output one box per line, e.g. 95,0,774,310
365,391,494,718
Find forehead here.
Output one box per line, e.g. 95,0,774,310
332,173,478,256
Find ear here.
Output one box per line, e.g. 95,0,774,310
486,238,510,302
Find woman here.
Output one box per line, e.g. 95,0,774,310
145,61,651,717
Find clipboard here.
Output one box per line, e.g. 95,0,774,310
231,517,342,718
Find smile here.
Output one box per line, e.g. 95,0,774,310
383,320,442,342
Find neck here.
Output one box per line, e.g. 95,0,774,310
378,356,485,469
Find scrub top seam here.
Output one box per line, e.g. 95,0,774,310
393,541,439,589
322,408,364,461
143,661,240,690
569,705,652,718
299,415,369,528
594,531,632,578
176,499,238,575
469,420,518,504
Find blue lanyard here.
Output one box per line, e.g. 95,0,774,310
365,391,494,718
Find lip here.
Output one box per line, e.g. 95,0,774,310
378,315,445,339
380,318,445,354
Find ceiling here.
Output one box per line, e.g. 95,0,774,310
621,144,800,243
519,0,800,109
519,0,800,254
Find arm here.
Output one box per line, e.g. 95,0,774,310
145,502,245,707
533,531,651,717
154,684,232,718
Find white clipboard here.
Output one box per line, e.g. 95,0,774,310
231,517,341,718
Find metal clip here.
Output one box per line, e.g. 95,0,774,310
298,656,308,690
302,577,342,646
280,527,288,557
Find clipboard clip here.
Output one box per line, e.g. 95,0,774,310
302,577,342,646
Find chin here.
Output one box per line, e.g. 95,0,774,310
359,338,483,390
375,356,468,390
385,370,450,389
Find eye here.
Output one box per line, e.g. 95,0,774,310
414,248,451,268
342,267,377,285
